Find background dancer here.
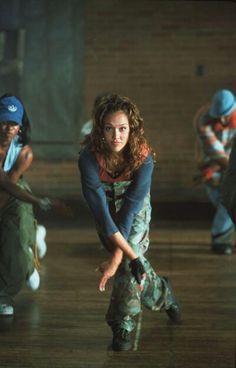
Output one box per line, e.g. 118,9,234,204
0,93,51,316
193,89,236,255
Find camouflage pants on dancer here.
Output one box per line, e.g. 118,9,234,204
99,181,174,332
0,179,36,305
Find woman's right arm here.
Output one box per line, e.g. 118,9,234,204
0,169,38,204
0,170,51,210
0,146,51,210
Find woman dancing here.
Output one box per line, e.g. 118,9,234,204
78,94,181,351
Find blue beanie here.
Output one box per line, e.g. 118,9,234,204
209,89,236,118
0,96,24,125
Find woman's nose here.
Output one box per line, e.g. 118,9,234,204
6,125,14,131
113,129,119,139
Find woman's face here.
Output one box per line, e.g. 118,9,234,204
103,111,130,153
0,122,20,142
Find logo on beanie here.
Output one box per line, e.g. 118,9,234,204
7,104,18,112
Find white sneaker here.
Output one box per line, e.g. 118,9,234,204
26,268,40,291
0,304,14,316
36,225,47,259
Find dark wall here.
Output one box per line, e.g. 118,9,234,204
83,0,236,202
0,0,85,159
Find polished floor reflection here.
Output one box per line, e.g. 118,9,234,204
0,225,235,368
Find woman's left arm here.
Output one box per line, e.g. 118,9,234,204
116,154,154,239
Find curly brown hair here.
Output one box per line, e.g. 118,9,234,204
83,94,156,172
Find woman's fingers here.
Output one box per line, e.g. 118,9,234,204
99,275,108,292
96,260,119,292
96,263,110,291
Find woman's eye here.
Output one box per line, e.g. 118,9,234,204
104,126,111,132
120,127,127,132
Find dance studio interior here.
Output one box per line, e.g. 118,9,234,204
0,1,235,367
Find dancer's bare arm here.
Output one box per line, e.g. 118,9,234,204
0,145,49,208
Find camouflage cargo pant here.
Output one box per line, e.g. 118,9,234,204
0,179,36,304
100,181,164,332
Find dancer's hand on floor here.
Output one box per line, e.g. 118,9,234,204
97,259,119,292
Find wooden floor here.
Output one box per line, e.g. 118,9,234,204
0,222,236,368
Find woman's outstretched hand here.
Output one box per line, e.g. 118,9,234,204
97,259,119,292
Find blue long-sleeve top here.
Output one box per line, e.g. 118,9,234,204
78,146,154,240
